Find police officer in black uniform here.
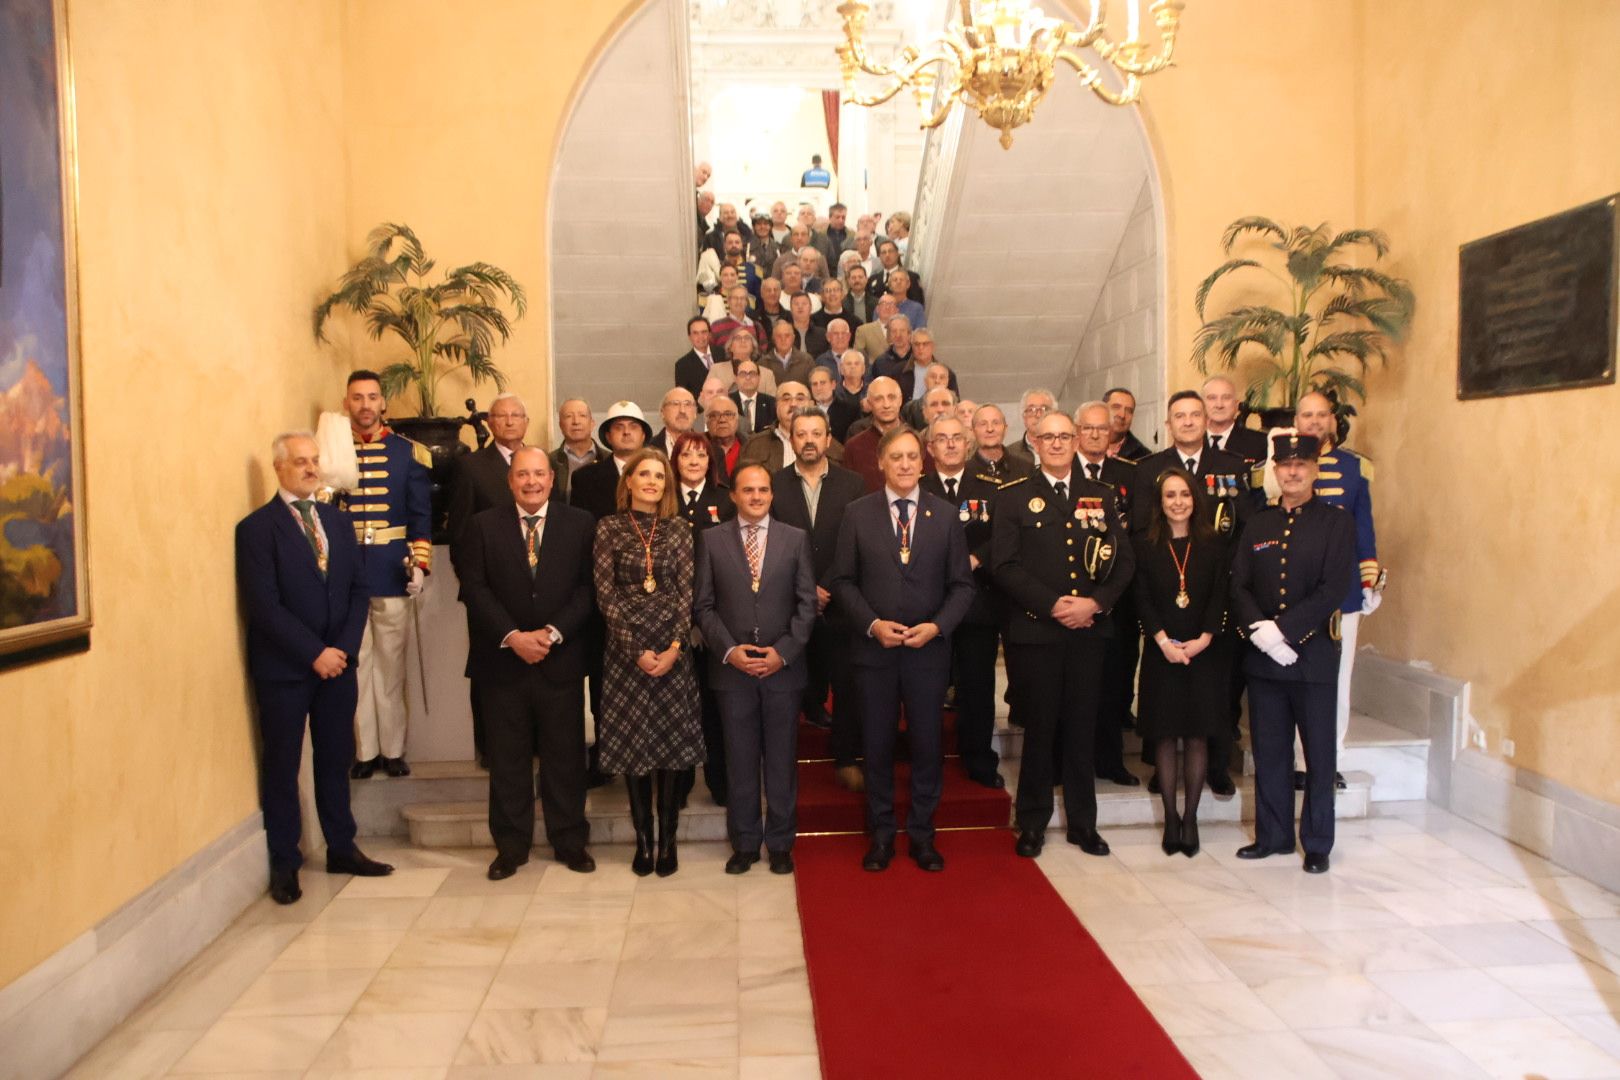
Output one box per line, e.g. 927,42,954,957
920,413,1004,788
993,412,1134,859
1133,390,1256,797
1232,433,1357,874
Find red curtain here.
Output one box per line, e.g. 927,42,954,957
821,90,840,173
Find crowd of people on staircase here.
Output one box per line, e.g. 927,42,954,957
235,164,1382,903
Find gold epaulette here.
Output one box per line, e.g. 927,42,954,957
406,438,433,470
997,475,1029,491
1249,464,1266,487
1346,448,1374,482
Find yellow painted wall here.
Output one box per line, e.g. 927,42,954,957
1351,0,1620,801
338,0,634,443
0,0,349,986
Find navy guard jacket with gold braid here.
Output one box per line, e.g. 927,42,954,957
337,428,433,598
1313,446,1378,614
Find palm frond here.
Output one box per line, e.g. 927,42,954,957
1307,330,1387,368
451,263,530,317
1221,216,1289,253
1194,259,1263,321
1316,293,1410,338
376,362,419,400
1325,228,1390,259
1191,306,1291,372
1309,367,1368,403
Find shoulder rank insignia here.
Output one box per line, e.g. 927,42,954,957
997,475,1029,491
405,437,433,469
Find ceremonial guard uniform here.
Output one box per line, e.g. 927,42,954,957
920,465,1003,787
1310,444,1381,758
992,471,1134,853
1232,434,1356,868
336,426,433,774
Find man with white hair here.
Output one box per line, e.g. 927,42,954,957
238,431,395,904
652,386,699,458
1202,375,1269,464
1017,388,1058,460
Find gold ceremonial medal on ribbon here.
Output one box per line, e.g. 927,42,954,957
1028,497,1045,513
643,576,657,594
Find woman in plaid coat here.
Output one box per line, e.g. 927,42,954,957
592,449,706,876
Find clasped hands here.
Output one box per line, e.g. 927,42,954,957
871,620,940,649
637,643,681,678
727,645,785,678
1156,632,1213,665
312,646,348,679
508,630,555,665
1248,620,1298,666
1050,595,1101,630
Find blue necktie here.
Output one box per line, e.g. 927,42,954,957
895,497,912,543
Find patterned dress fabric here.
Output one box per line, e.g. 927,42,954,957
591,511,706,774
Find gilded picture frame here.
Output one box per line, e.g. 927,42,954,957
0,0,90,658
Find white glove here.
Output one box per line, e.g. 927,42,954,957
1360,587,1382,616
1249,620,1286,653
1265,641,1299,666
405,566,425,597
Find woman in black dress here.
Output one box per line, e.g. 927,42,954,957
673,431,735,808
1133,466,1231,857
593,449,706,876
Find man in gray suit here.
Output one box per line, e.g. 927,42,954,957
693,463,818,875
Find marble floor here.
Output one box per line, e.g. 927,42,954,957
66,801,1620,1079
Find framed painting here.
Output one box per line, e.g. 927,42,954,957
0,0,89,658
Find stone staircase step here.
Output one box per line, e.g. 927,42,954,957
401,784,733,848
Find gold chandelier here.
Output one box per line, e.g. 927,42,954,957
836,0,1184,148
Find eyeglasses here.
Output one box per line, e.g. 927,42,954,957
1023,404,1052,417
1033,432,1075,445
931,434,967,445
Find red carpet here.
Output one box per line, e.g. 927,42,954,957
793,831,1199,1079
796,758,1012,833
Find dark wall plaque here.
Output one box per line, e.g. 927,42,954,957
1458,195,1617,399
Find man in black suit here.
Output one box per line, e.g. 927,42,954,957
236,431,394,904
1232,433,1356,874
919,414,1005,789
1202,376,1270,465
772,409,867,789
1132,390,1256,796
459,447,599,880
831,427,976,872
448,392,531,766
729,358,775,439
651,386,699,459
993,412,1135,860
1105,388,1152,461
694,463,819,875
1074,401,1142,788
674,316,721,399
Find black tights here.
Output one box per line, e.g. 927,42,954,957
1155,738,1209,825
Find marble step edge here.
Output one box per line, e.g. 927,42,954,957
397,771,1371,847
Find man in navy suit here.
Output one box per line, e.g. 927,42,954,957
694,463,818,875
459,448,599,880
236,432,394,904
830,427,975,872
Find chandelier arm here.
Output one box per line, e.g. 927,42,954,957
1054,49,1142,105
1092,35,1178,78
846,49,960,109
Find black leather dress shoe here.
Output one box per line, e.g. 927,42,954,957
1236,843,1295,860
487,855,524,881
768,851,795,875
1207,772,1236,797
726,851,759,875
969,771,1007,790
1334,772,1348,790
1101,768,1142,787
910,841,945,871
383,756,411,777
1015,830,1044,858
804,710,832,731
269,869,301,905
350,757,380,780
1146,771,1162,795
326,848,395,876
1303,852,1331,874
1293,770,1307,791
862,839,894,871
1068,830,1111,857
556,849,596,874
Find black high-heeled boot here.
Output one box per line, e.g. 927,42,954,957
625,774,655,876
1161,812,1182,856
655,769,682,877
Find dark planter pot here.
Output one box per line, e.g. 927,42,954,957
390,416,470,545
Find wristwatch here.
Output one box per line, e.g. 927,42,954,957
546,627,562,645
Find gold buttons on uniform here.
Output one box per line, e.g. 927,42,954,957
1066,538,1073,546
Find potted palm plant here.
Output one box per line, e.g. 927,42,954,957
313,222,527,538
1192,218,1415,432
